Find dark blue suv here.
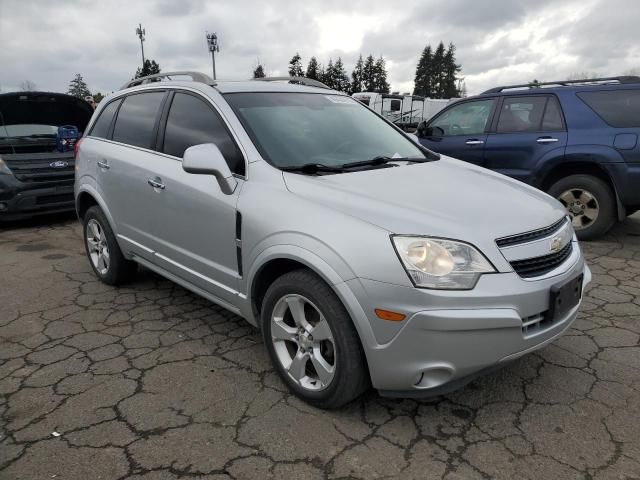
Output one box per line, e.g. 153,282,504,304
416,76,640,239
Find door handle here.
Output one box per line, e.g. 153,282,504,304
537,137,559,144
97,160,110,169
465,139,485,145
147,178,165,190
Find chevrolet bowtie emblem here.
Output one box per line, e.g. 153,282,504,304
550,236,563,253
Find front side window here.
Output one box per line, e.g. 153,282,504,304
112,91,165,149
225,92,428,169
429,99,495,136
90,99,122,139
163,92,244,175
578,89,640,128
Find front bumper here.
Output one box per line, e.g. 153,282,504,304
343,245,591,395
0,175,75,220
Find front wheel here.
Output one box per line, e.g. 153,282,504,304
547,174,616,240
261,269,369,408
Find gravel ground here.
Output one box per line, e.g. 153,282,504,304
1,214,639,480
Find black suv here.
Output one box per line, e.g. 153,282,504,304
417,76,640,239
0,92,92,220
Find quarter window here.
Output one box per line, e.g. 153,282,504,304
429,99,495,136
541,96,564,131
577,89,640,128
112,92,165,149
163,92,245,175
90,99,121,139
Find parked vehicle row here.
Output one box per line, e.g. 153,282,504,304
416,76,640,239
74,72,590,407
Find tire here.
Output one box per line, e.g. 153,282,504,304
261,269,369,408
547,174,616,240
82,206,137,285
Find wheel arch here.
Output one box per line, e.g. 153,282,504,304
75,185,120,233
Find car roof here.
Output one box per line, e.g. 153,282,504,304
118,79,339,96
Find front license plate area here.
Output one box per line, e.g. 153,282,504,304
548,273,583,320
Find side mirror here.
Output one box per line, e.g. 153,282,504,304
182,143,238,195
405,132,420,144
416,121,428,138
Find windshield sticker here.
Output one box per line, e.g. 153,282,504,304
325,95,356,105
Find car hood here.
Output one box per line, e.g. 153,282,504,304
283,156,566,241
0,91,92,130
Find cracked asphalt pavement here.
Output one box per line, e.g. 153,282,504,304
1,214,639,480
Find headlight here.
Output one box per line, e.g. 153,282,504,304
392,236,495,290
0,156,12,175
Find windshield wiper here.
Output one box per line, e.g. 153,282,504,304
280,163,346,175
340,155,434,170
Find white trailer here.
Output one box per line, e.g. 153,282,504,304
352,92,457,130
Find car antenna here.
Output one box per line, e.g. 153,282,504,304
0,109,17,155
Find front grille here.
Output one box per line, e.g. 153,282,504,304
4,157,75,184
35,193,74,205
496,217,567,248
510,242,573,278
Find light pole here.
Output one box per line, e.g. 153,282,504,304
206,32,219,80
136,23,146,69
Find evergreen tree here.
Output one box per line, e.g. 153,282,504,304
93,92,105,104
306,57,320,80
288,53,304,77
350,54,365,94
135,59,161,79
324,59,335,89
362,55,376,92
431,42,446,98
318,64,327,86
413,45,433,97
67,73,90,98
373,56,390,93
253,64,266,78
443,43,461,98
333,57,350,92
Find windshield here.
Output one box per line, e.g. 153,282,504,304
225,92,429,169
0,124,58,139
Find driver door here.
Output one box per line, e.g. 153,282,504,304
419,98,497,166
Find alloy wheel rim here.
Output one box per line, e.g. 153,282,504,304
270,294,336,391
557,188,599,230
86,219,110,275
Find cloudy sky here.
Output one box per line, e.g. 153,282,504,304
1,0,638,97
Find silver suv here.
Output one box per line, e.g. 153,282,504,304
75,72,591,408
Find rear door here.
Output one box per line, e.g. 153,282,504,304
483,95,567,184
98,90,168,257
419,98,496,166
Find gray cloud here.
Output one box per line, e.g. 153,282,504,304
0,0,637,97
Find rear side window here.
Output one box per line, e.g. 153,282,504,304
497,96,548,133
541,96,564,131
112,92,165,148
90,99,121,139
578,89,640,127
163,92,245,175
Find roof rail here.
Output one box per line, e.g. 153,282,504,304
482,76,640,94
120,71,214,90
252,76,331,90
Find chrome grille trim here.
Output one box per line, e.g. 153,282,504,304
496,217,568,248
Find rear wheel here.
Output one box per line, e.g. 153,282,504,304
83,206,137,285
261,269,369,408
547,174,616,240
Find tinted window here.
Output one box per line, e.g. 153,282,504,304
112,92,165,148
541,96,564,131
578,89,640,127
429,99,494,136
497,96,548,133
90,99,121,139
163,92,245,175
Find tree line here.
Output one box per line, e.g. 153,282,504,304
413,41,464,99
253,53,390,94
